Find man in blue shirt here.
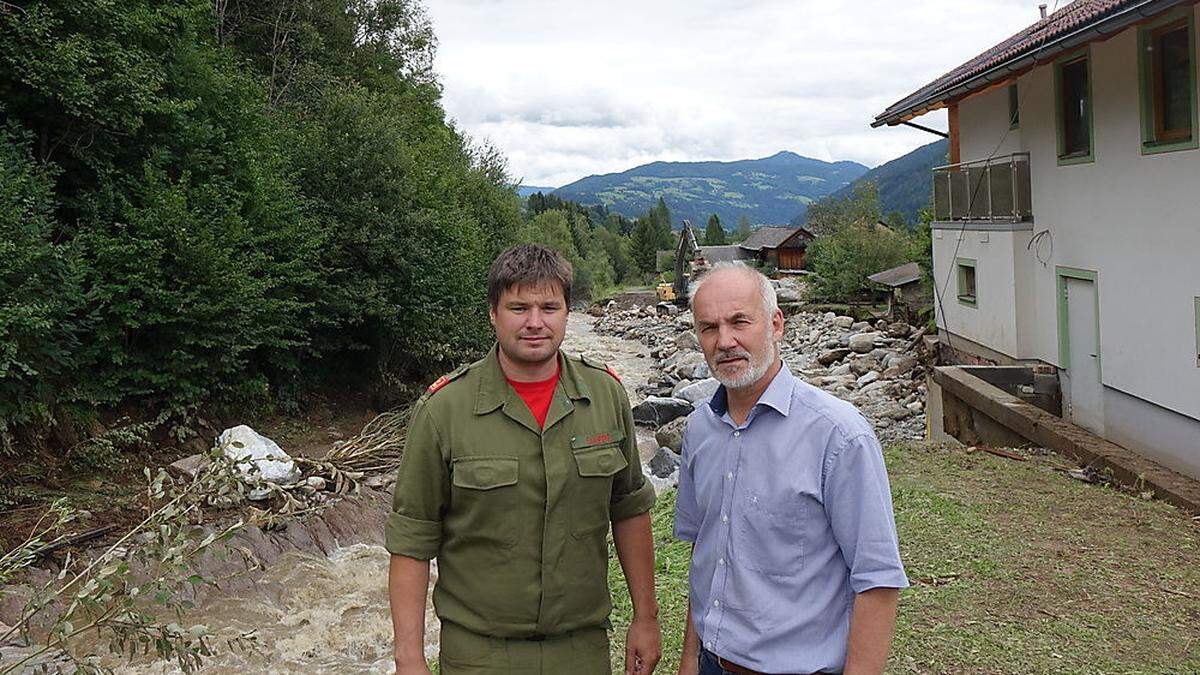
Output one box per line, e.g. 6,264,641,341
674,262,908,675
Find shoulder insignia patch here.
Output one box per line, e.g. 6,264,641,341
426,375,451,395
424,364,470,397
578,353,621,383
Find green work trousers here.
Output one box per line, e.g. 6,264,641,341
438,621,611,675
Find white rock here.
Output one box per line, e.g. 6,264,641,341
216,425,301,488
832,316,854,329
849,332,882,353
305,476,327,491
676,378,721,404
830,363,852,376
856,371,880,387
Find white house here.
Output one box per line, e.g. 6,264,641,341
874,0,1200,480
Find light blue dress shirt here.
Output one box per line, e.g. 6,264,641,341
674,363,908,674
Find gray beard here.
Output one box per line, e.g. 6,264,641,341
711,336,778,391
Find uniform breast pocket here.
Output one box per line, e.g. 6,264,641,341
569,432,627,537
733,490,806,576
450,456,520,547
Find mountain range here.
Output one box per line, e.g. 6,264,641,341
813,138,948,226
523,140,948,229
550,151,868,228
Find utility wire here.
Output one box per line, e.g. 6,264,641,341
929,0,1064,357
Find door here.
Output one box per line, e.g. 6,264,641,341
1064,276,1104,434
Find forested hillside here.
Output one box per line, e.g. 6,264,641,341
554,151,867,228
805,139,948,227
0,0,524,454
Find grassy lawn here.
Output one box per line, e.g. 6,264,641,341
609,442,1200,674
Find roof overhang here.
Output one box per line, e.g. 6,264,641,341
872,0,1193,128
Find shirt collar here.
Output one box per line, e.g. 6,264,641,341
708,361,794,418
475,343,589,414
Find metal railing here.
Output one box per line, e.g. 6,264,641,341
932,152,1032,222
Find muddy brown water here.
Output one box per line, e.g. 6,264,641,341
83,313,658,673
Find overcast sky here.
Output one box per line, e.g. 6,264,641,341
426,0,1046,187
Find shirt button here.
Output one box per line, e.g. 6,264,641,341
721,514,729,523
718,557,725,566
726,471,733,480
713,599,720,607
733,431,741,437
706,641,714,650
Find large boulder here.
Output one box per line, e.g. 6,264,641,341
655,417,688,453
882,355,919,379
648,446,681,478
669,351,711,380
832,316,855,329
675,330,700,352
216,425,301,492
676,378,720,405
632,397,694,427
849,332,882,353
816,348,852,366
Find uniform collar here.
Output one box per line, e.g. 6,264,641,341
708,361,794,418
474,343,590,415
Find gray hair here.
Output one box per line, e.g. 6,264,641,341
687,261,778,320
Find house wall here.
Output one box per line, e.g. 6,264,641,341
933,7,1200,479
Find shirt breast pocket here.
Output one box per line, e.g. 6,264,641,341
734,490,806,576
450,456,520,547
569,431,628,537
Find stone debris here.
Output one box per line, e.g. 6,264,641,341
216,425,302,498
648,446,682,478
594,302,929,446
632,396,694,428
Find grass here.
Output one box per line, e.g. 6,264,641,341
608,442,1200,674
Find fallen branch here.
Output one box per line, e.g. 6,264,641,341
968,446,1028,462
1160,586,1197,600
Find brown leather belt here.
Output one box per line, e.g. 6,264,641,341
716,655,766,675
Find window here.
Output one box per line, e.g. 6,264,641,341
1139,13,1197,153
1056,53,1093,163
1008,83,1020,129
956,258,977,307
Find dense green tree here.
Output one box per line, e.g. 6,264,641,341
734,215,753,243
0,0,524,451
805,182,883,237
704,214,726,245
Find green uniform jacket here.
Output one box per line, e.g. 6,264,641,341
386,344,656,638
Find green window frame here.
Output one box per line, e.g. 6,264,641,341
956,257,977,307
1055,48,1095,165
1194,296,1200,368
1138,10,1199,154
1008,83,1020,129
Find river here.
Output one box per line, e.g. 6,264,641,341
97,312,657,674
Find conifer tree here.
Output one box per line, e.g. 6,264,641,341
704,214,726,245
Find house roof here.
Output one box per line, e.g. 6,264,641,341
697,245,753,263
873,0,1189,128
739,226,814,251
867,262,922,288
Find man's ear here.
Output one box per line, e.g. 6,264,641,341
488,305,497,329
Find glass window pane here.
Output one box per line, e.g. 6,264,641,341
1061,59,1089,155
1158,27,1192,134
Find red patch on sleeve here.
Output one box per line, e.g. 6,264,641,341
426,375,450,395
604,365,622,383
586,433,612,445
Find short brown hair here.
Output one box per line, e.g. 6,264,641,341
488,243,573,309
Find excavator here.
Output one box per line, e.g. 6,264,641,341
656,219,708,304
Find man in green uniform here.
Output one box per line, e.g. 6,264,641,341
387,244,661,674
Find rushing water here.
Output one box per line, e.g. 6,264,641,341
92,313,656,674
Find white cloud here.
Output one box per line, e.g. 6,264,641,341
427,0,1044,187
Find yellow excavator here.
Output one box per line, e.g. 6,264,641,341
655,219,704,304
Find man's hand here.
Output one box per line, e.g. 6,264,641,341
625,614,662,674
675,652,699,675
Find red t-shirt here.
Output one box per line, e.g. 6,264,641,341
506,366,561,429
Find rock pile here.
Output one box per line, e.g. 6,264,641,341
593,302,928,450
